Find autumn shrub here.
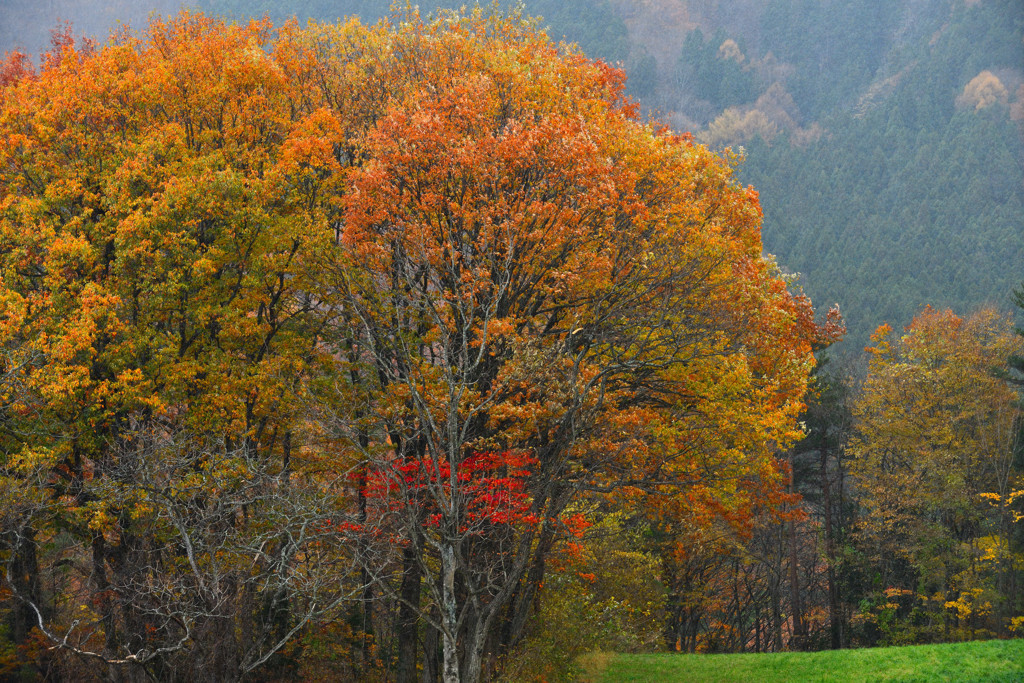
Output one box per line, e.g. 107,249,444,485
498,516,664,682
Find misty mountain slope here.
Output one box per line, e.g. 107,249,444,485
736,0,1023,351
607,0,1022,351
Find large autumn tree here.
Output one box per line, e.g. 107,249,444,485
0,9,832,682
302,10,836,681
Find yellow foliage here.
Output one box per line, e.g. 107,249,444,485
718,39,744,63
957,70,1009,110
702,107,780,148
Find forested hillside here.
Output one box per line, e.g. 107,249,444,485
697,0,1023,352
606,0,1024,351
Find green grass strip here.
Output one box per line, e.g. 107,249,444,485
582,639,1024,682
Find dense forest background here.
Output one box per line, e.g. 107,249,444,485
2,0,1022,351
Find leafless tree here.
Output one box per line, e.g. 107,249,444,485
1,422,368,682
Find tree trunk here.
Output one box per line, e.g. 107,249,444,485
821,448,842,649
440,543,460,683
770,545,783,652
753,592,761,653
397,546,423,683
501,524,555,650
8,527,42,644
91,533,117,657
461,618,488,683
421,612,441,683
787,516,805,649
787,453,805,650
733,559,744,652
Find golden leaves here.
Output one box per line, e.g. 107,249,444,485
851,306,1023,573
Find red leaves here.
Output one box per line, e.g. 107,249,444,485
364,450,540,532
0,50,35,90
818,303,847,349
42,22,95,70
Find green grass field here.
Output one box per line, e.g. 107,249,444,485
581,639,1024,682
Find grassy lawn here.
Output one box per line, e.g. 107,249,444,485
581,639,1024,682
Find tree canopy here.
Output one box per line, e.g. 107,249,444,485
0,9,838,681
